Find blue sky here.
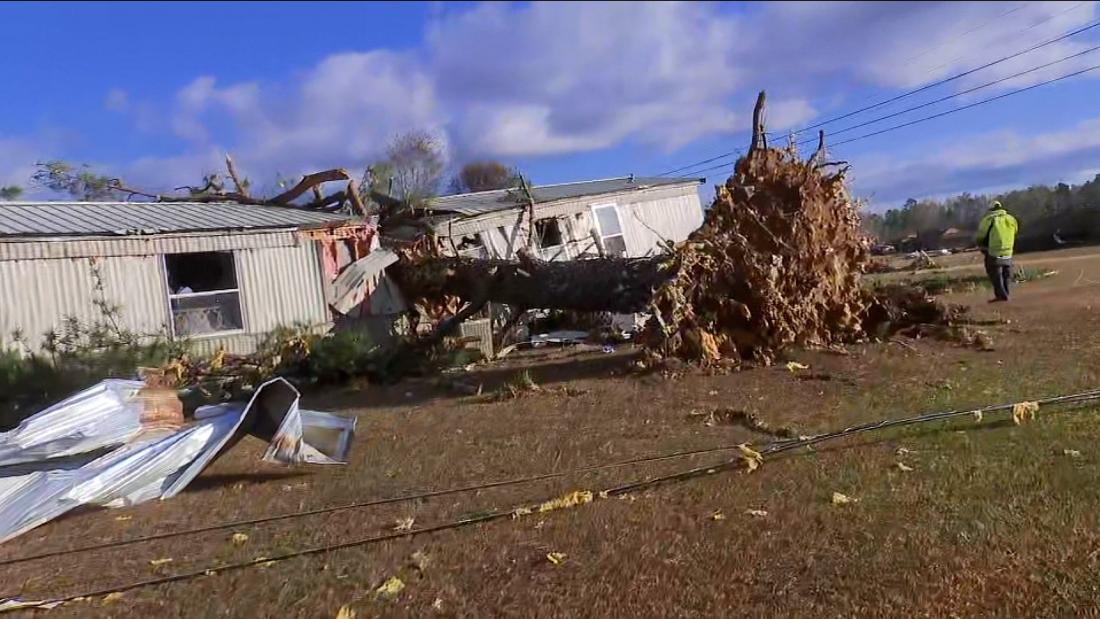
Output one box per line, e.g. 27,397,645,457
2,1,1099,209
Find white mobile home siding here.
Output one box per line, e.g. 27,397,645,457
437,182,704,261
0,232,329,355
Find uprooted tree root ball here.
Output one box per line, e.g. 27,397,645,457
640,144,870,366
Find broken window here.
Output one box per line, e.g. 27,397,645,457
163,252,244,337
535,218,564,248
455,234,484,252
591,204,627,257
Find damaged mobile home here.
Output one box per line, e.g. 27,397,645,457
0,201,382,355
419,176,705,261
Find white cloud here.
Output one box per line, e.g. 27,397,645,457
10,1,1100,200
852,114,1100,204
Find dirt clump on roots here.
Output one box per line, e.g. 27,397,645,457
642,146,869,366
641,144,967,366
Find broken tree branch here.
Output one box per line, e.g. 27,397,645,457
269,169,352,205
225,153,249,197
750,91,767,153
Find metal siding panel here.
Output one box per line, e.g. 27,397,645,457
0,230,302,260
236,242,329,334
0,256,167,350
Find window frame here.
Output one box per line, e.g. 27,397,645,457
161,251,247,339
589,202,627,257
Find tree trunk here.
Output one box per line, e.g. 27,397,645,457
391,253,673,314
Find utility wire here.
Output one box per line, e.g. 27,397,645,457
795,17,1100,134
655,17,1100,178
829,60,1100,148
791,42,1100,148
0,438,756,568
670,58,1100,179
11,388,1100,610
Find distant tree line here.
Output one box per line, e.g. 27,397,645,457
863,174,1100,252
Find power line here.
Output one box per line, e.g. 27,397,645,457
670,57,1100,181
791,42,1100,148
920,1,1089,79
828,60,1100,148
13,388,1100,608
795,17,1100,134
655,16,1100,178
900,2,1029,67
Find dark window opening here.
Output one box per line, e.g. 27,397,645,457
164,252,243,337
164,251,237,294
455,234,484,251
535,218,564,248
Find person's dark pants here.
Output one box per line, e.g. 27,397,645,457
984,254,1012,300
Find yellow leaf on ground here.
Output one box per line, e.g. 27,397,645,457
711,510,726,521
393,517,415,532
101,592,124,606
335,604,356,619
895,462,913,472
231,532,249,546
537,490,593,513
738,444,764,472
114,515,132,522
745,509,768,518
831,492,857,505
1012,401,1039,425
546,552,566,565
148,558,173,567
786,361,809,372
375,576,405,599
254,557,277,568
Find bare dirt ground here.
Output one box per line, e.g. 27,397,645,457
4,248,1100,618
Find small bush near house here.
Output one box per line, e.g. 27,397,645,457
0,320,186,430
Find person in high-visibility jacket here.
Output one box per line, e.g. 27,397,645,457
975,200,1019,302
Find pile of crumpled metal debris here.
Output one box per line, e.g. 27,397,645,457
0,377,355,544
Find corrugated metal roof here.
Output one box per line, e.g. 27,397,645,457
0,202,353,238
427,176,702,216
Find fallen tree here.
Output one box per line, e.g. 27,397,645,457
393,92,966,366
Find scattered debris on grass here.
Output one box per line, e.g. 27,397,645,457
148,558,173,567
114,515,132,522
538,490,593,513
375,576,406,600
710,510,726,521
410,550,431,573
1062,449,1083,458
785,362,810,372
1012,401,1040,425
231,533,249,546
335,605,356,619
831,492,857,506
546,552,567,565
689,408,801,439
895,462,914,472
101,592,124,606
0,598,64,611
738,444,764,472
745,509,768,518
394,517,416,532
